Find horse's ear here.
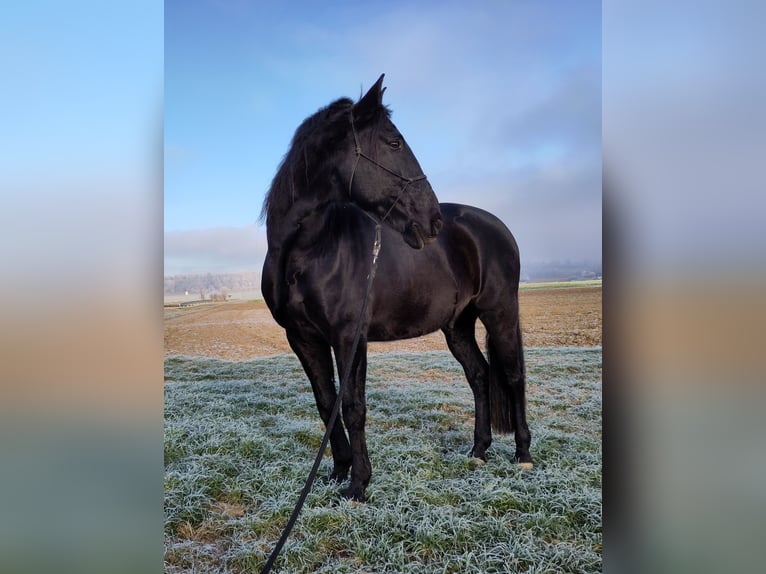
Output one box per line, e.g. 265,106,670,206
354,74,385,123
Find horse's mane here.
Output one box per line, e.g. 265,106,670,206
260,98,353,227
260,96,391,229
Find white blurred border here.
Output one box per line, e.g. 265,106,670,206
605,1,766,572
0,3,163,573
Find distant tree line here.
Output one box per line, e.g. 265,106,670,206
164,271,261,295
520,260,602,283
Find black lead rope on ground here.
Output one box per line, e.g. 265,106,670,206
260,222,382,574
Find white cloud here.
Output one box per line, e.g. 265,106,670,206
164,225,267,276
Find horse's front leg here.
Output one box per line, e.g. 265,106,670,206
334,336,371,502
286,330,352,483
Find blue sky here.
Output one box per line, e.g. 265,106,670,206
165,0,601,275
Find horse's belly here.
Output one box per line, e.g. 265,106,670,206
367,283,455,342
367,322,444,342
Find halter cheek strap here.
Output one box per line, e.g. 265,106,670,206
348,111,428,224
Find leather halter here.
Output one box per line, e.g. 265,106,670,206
348,111,428,223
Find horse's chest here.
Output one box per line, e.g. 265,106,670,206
279,238,457,341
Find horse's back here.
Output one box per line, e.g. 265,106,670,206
440,203,520,258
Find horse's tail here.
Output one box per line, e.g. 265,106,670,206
487,321,525,435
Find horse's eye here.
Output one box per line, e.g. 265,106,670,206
388,139,402,150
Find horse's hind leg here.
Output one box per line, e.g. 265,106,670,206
442,309,493,460
286,330,352,482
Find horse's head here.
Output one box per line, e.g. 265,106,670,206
346,75,443,249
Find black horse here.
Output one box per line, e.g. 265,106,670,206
261,75,532,502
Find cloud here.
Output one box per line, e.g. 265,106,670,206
164,225,267,276
438,160,602,264
429,64,602,264
496,66,601,159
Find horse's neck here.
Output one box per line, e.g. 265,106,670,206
266,197,331,252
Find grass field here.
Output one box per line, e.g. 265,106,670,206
164,348,602,573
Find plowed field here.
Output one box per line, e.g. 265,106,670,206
164,286,601,360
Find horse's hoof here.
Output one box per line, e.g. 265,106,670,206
341,485,366,503
517,462,534,470
329,467,349,483
467,457,486,469
468,447,488,461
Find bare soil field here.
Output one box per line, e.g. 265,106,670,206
164,286,601,361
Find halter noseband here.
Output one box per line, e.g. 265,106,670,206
348,111,428,223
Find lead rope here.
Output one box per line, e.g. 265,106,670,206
260,221,382,574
